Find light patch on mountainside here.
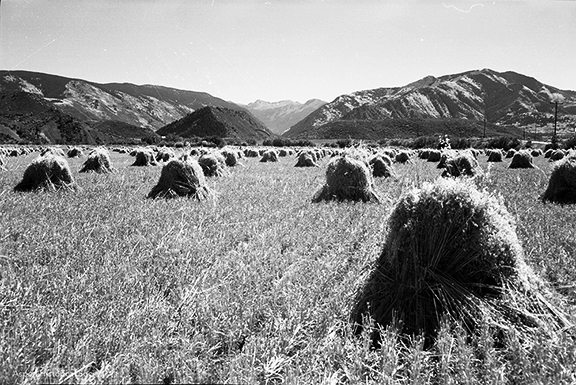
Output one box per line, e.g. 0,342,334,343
405,92,442,118
57,81,195,129
63,81,118,117
4,75,45,96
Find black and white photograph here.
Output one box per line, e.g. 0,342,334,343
1,0,576,383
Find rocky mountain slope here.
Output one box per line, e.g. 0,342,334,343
0,70,247,144
284,69,576,139
241,99,326,135
157,106,275,142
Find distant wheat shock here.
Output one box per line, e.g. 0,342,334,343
147,158,212,200
67,147,83,158
260,150,279,163
441,151,480,177
312,156,380,203
509,150,535,169
427,149,441,162
368,155,395,178
79,148,117,173
132,148,158,166
220,150,239,167
198,153,226,177
487,149,503,162
394,151,412,164
295,152,319,167
155,147,175,162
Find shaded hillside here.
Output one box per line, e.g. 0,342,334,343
284,68,576,139
242,99,326,134
309,118,521,140
0,90,92,143
157,106,275,141
86,120,157,140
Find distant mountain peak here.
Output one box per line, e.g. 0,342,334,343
247,99,299,109
405,75,437,89
243,98,327,134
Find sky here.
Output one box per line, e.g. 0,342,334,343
1,0,575,104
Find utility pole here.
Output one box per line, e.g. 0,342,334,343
483,90,487,139
550,94,564,146
553,101,559,139
550,98,564,148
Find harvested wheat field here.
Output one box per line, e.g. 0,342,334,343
1,146,576,384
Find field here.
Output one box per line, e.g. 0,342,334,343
1,148,576,384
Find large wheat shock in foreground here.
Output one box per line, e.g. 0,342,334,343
351,178,568,343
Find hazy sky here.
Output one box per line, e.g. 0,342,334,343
1,0,575,104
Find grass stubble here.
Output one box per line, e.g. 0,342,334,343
0,150,575,383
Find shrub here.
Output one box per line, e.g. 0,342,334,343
486,137,521,151
562,135,576,150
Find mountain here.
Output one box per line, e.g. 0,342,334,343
157,106,275,142
241,99,326,135
0,70,247,144
284,69,576,139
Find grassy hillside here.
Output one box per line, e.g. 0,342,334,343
1,150,575,383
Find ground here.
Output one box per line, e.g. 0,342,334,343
1,148,576,384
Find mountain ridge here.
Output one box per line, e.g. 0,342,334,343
284,68,576,139
0,70,265,144
0,70,241,130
